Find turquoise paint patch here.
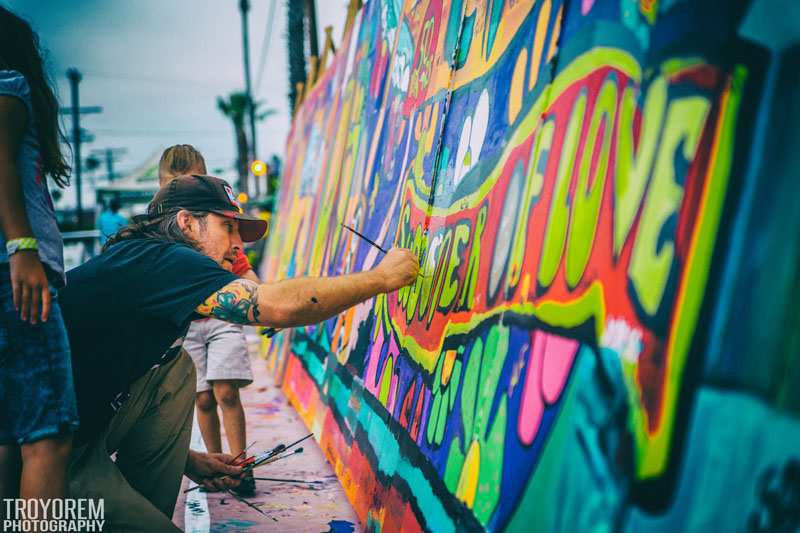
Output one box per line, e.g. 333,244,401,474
329,372,352,421
296,350,457,532
458,12,476,68
210,519,258,532
444,1,475,69
295,340,325,386
294,342,456,532
484,0,505,60
357,385,456,533
444,0,464,61
625,388,800,532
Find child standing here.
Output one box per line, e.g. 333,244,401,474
0,6,79,514
157,144,258,496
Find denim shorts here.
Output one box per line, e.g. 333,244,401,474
0,267,79,444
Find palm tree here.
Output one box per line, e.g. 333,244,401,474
217,91,275,196
287,0,307,114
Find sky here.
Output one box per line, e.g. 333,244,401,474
7,0,348,209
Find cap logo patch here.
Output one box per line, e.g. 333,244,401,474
223,184,241,208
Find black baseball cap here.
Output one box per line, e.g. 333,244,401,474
148,174,268,242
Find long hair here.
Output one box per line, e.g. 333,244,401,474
0,6,70,186
102,208,208,253
158,144,207,185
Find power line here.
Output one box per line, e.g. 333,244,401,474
79,70,230,88
111,163,236,176
92,128,229,138
255,0,279,95
92,128,283,138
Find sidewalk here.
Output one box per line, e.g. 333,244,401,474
172,338,361,532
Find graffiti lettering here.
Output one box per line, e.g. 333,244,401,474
261,0,765,531
397,205,484,324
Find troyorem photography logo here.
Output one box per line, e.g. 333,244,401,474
2,499,105,532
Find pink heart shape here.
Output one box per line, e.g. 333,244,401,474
517,331,579,446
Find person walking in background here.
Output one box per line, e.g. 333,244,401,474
0,5,79,517
96,196,128,246
159,144,258,496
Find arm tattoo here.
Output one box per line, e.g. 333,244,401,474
197,280,261,324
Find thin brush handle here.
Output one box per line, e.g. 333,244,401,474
340,222,431,278
261,220,426,342
184,442,289,493
253,449,295,468
341,223,388,254
225,488,268,516
253,477,323,484
231,441,258,466
249,435,309,470
261,327,281,338
253,448,303,470
283,433,313,451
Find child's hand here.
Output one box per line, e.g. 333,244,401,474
9,250,51,324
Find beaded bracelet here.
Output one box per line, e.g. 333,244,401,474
6,237,39,255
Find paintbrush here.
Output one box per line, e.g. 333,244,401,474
340,222,431,278
253,477,324,484
184,446,282,494
282,432,313,451
340,222,388,254
261,327,281,338
231,441,258,466
248,433,310,468
267,223,391,340
260,222,427,342
235,453,261,468
252,447,304,470
225,488,269,517
184,434,312,493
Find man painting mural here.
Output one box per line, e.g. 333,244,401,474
58,174,419,530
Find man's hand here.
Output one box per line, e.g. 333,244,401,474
9,250,51,324
373,248,419,293
185,450,243,491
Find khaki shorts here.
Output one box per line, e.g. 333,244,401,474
184,319,253,392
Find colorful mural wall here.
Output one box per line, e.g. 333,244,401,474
260,0,800,530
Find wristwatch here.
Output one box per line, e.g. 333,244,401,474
6,237,39,256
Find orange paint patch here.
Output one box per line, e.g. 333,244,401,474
441,349,457,386
509,49,528,123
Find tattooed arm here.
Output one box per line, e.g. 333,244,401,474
196,278,263,324
195,248,419,327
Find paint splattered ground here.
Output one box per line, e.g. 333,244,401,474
173,334,361,532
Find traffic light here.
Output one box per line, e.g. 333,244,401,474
251,159,267,176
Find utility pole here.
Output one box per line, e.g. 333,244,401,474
63,68,101,227
287,0,307,115
105,148,115,181
305,0,319,60
68,68,82,224
239,0,259,197
91,148,127,182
